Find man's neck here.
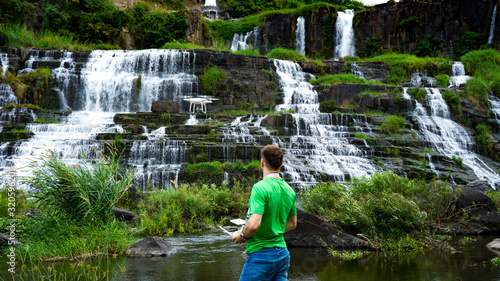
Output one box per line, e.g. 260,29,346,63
263,169,281,179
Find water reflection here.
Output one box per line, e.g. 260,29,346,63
2,233,500,281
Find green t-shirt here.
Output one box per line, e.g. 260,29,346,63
245,177,297,254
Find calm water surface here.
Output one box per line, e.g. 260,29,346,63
2,228,500,281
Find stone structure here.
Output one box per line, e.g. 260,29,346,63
202,0,224,20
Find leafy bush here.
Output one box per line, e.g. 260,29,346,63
162,41,206,49
441,90,461,116
26,145,134,225
435,74,450,88
476,124,492,154
380,115,405,134
128,3,188,49
199,66,228,96
266,48,307,61
364,37,382,58
138,183,250,235
454,32,482,58
464,77,489,107
320,99,337,113
233,47,261,56
309,74,384,86
408,87,426,102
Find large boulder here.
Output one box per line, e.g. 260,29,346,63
113,207,140,223
284,209,372,250
126,236,177,257
151,101,180,113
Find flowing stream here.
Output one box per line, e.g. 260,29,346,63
449,61,471,87
489,4,498,44
230,27,259,52
295,17,306,56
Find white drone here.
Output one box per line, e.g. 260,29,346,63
183,95,219,113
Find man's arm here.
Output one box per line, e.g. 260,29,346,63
285,215,297,232
232,213,262,244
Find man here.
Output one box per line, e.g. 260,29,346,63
232,145,297,281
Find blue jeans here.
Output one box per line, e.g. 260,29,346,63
239,247,290,281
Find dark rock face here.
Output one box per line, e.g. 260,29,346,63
127,236,177,257
261,13,295,54
304,6,337,57
284,209,372,249
355,0,499,57
151,101,180,113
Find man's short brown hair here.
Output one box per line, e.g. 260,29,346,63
261,145,283,171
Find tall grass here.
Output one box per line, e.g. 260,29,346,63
266,48,307,61
0,24,118,50
380,115,405,134
161,41,206,50
309,74,385,86
26,145,134,225
461,49,500,101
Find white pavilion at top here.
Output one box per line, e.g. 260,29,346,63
202,0,224,20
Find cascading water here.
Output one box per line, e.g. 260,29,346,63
221,115,270,162
448,62,471,87
411,88,500,188
410,70,436,87
351,62,365,79
333,9,356,59
272,59,379,187
489,4,498,44
0,84,17,107
1,53,9,75
490,95,500,123
0,49,197,189
295,17,306,56
230,27,259,52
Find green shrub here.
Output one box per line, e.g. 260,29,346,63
364,37,382,58
26,145,134,225
441,90,461,116
435,74,450,88
233,46,261,56
319,99,337,113
485,190,500,209
454,32,482,58
452,155,465,169
309,74,384,86
162,41,206,49
380,115,405,134
408,87,426,102
199,66,227,96
476,124,492,154
266,48,307,61
464,77,489,107
138,183,250,235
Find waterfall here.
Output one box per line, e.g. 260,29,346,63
448,62,471,87
78,49,197,112
412,88,500,188
185,114,199,125
295,17,306,56
0,84,17,107
230,27,259,52
272,59,379,187
18,50,57,74
489,4,498,44
0,53,9,75
334,9,356,59
410,70,436,87
490,95,500,122
351,62,365,79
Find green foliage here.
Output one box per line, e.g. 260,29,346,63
309,74,384,86
454,32,482,58
485,190,500,209
199,66,228,96
367,54,451,85
476,124,492,154
354,133,375,140
461,49,500,100
364,37,382,58
380,115,405,134
357,90,384,99
452,155,465,169
491,257,500,267
464,77,489,107
266,48,307,61
161,41,205,49
319,99,337,113
128,3,188,49
441,90,461,116
330,250,369,260
137,183,250,235
26,145,134,225
435,74,450,88
399,16,419,29
409,87,426,102
415,37,440,57
233,46,261,56
16,216,133,261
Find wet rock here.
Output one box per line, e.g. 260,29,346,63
127,236,177,257
284,209,372,250
151,101,180,113
465,180,493,193
113,207,140,223
486,238,500,252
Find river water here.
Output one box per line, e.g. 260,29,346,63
2,231,500,281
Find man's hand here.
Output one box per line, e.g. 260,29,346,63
232,229,245,244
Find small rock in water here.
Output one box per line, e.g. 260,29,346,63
127,236,177,257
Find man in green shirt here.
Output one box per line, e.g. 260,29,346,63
232,145,297,281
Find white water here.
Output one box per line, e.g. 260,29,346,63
272,59,379,186
0,84,17,107
295,17,306,56
410,70,436,87
185,114,199,125
489,4,498,44
351,62,365,79
412,88,500,188
0,53,9,75
18,50,57,75
448,62,471,87
334,9,356,59
230,27,259,52
490,95,500,122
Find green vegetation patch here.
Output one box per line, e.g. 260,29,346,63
162,41,206,50
380,115,405,134
266,48,307,61
309,74,384,86
367,54,451,85
199,66,228,96
408,87,426,102
435,74,450,88
461,49,500,104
